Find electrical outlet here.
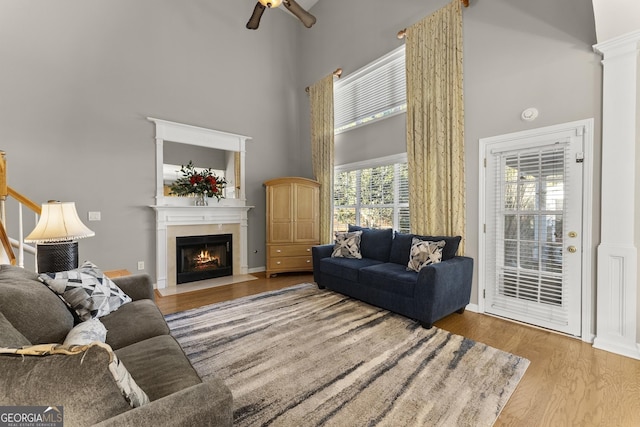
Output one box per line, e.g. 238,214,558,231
137,261,144,270
88,211,101,221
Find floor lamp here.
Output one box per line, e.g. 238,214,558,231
25,200,95,273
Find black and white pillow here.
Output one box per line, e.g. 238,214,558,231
407,238,446,272
39,261,131,321
331,230,363,259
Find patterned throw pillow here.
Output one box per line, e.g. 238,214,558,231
63,318,107,346
331,231,363,259
407,238,446,272
39,262,132,321
0,342,149,408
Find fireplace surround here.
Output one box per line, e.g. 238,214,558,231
176,234,232,284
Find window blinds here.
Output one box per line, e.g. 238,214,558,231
333,155,409,232
489,144,571,326
334,45,406,134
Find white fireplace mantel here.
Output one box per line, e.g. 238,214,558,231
147,118,254,290
151,204,253,289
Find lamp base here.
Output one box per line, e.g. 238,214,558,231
36,241,78,273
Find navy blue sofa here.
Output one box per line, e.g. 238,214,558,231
312,227,473,328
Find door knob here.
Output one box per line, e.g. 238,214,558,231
568,231,577,238
567,246,577,253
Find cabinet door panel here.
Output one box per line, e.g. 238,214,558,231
294,184,319,242
268,185,293,242
270,223,293,243
270,185,292,221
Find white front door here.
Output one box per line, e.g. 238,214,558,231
480,121,592,337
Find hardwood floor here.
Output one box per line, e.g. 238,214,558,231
156,273,640,427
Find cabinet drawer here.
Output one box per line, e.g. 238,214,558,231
268,256,313,270
269,245,314,258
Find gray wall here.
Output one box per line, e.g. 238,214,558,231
335,114,406,165
0,0,303,274
297,0,602,306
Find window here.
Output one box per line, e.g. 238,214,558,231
333,45,406,134
333,154,410,232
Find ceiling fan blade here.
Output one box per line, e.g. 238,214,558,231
283,0,316,28
246,2,266,30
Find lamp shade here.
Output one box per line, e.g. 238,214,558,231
258,0,282,7
25,201,95,243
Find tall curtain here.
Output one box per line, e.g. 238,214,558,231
405,0,465,253
309,74,335,244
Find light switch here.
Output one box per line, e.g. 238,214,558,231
88,211,101,221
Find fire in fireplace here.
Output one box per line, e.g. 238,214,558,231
176,234,232,284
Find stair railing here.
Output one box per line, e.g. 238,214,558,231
0,151,40,268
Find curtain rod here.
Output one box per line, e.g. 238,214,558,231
305,68,343,93
397,0,468,39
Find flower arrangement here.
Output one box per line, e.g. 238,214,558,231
169,161,226,200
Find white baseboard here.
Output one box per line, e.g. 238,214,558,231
465,303,479,313
593,338,640,361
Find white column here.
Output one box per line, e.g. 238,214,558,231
593,30,640,360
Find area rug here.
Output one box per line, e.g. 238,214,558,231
165,283,529,427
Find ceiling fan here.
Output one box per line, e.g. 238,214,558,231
246,0,317,30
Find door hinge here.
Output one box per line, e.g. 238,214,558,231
483,289,486,299
483,224,486,233
483,158,487,167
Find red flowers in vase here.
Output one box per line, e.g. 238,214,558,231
169,161,227,200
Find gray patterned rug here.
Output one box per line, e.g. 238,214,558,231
165,283,529,427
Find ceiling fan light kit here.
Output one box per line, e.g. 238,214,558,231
258,0,282,7
247,0,316,30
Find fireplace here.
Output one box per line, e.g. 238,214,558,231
176,234,232,284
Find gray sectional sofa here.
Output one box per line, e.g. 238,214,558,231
0,265,232,427
312,227,473,328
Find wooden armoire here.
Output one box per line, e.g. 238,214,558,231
264,177,320,278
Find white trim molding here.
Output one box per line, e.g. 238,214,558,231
147,118,254,290
592,31,640,360
151,205,252,290
478,119,595,341
148,117,251,206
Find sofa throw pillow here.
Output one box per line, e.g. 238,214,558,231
63,318,107,347
331,231,363,259
390,233,462,265
39,262,132,322
415,235,462,261
348,225,393,262
407,238,446,272
0,342,150,408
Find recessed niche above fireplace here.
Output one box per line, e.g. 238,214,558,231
176,234,232,284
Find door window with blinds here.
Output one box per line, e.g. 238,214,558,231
499,148,565,306
484,137,583,336
333,154,409,232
